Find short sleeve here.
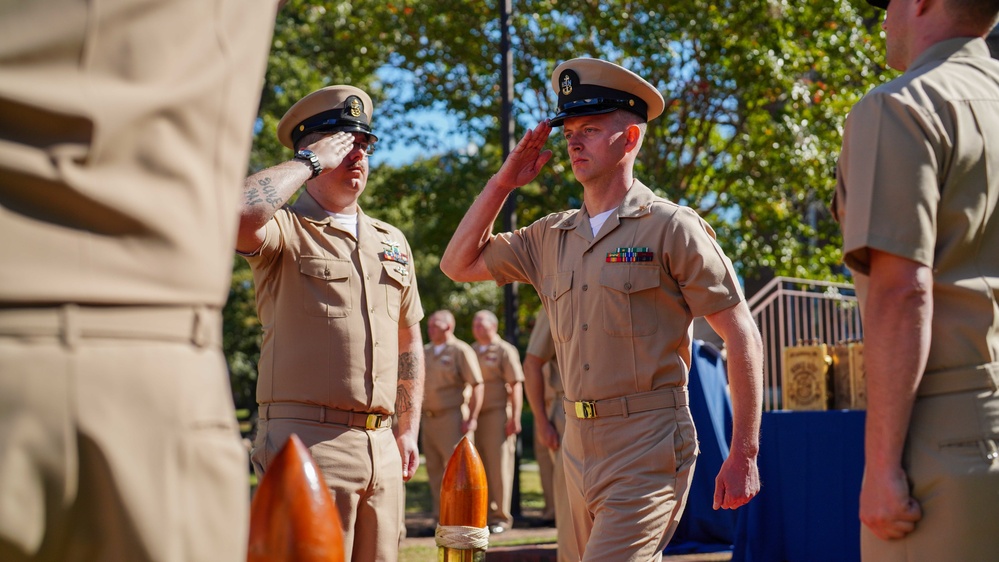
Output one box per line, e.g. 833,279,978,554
663,208,743,318
837,92,940,274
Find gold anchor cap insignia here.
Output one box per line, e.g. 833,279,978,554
561,72,573,95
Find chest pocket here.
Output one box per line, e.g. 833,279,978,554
541,271,573,343
599,265,660,337
381,261,411,321
299,256,353,318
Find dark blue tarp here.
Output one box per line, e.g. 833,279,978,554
665,339,738,554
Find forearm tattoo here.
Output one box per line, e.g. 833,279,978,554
245,176,284,210
398,351,418,380
396,384,413,414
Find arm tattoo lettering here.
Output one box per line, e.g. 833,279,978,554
245,176,284,210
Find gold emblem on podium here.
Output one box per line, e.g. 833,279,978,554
832,341,866,410
782,342,833,410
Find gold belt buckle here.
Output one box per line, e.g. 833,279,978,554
365,414,381,430
575,401,597,419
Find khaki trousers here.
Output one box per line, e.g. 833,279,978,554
861,389,999,561
422,408,469,520
474,405,516,527
562,405,697,562
252,417,404,562
0,306,247,562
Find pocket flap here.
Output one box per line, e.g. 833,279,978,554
600,265,659,294
299,256,352,281
541,271,573,300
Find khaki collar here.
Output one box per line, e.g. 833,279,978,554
908,37,990,75
552,179,657,234
291,191,393,238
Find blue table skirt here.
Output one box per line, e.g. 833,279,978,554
732,410,866,562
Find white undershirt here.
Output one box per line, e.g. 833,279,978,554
589,208,616,237
433,343,446,356
328,211,358,238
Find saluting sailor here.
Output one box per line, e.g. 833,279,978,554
237,85,426,562
441,58,764,561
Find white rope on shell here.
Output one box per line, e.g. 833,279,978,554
435,524,490,550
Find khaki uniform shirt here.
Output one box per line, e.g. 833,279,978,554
423,335,483,413
835,37,999,372
484,180,743,402
475,337,524,411
0,0,276,307
245,191,424,415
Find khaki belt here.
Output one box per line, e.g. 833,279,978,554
260,403,392,430
564,387,688,419
917,362,999,397
0,304,220,347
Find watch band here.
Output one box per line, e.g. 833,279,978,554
294,149,323,179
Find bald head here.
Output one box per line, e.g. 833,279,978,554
427,310,456,345
472,310,499,344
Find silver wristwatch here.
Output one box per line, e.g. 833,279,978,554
294,149,322,179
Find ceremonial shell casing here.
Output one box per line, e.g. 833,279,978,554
832,341,867,410
782,342,834,411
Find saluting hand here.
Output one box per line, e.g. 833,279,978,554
492,120,554,191
305,131,355,174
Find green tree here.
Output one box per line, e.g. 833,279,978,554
224,0,893,409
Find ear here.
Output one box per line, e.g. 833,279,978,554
914,0,931,17
625,124,642,151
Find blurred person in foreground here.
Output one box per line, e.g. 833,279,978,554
0,1,283,560
834,0,999,559
441,57,763,561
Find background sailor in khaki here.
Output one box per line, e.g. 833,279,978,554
421,310,484,523
527,311,558,525
523,309,577,562
237,85,425,562
470,310,525,534
0,2,279,561
442,58,763,561
834,0,999,559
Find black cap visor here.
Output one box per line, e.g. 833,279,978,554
292,111,377,147
866,0,888,9
550,97,647,127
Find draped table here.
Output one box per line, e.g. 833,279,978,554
732,410,866,562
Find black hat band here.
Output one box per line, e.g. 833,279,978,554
291,106,376,146
552,80,649,126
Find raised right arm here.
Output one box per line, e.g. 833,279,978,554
236,131,354,254
440,120,553,282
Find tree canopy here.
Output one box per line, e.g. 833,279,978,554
225,0,892,411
